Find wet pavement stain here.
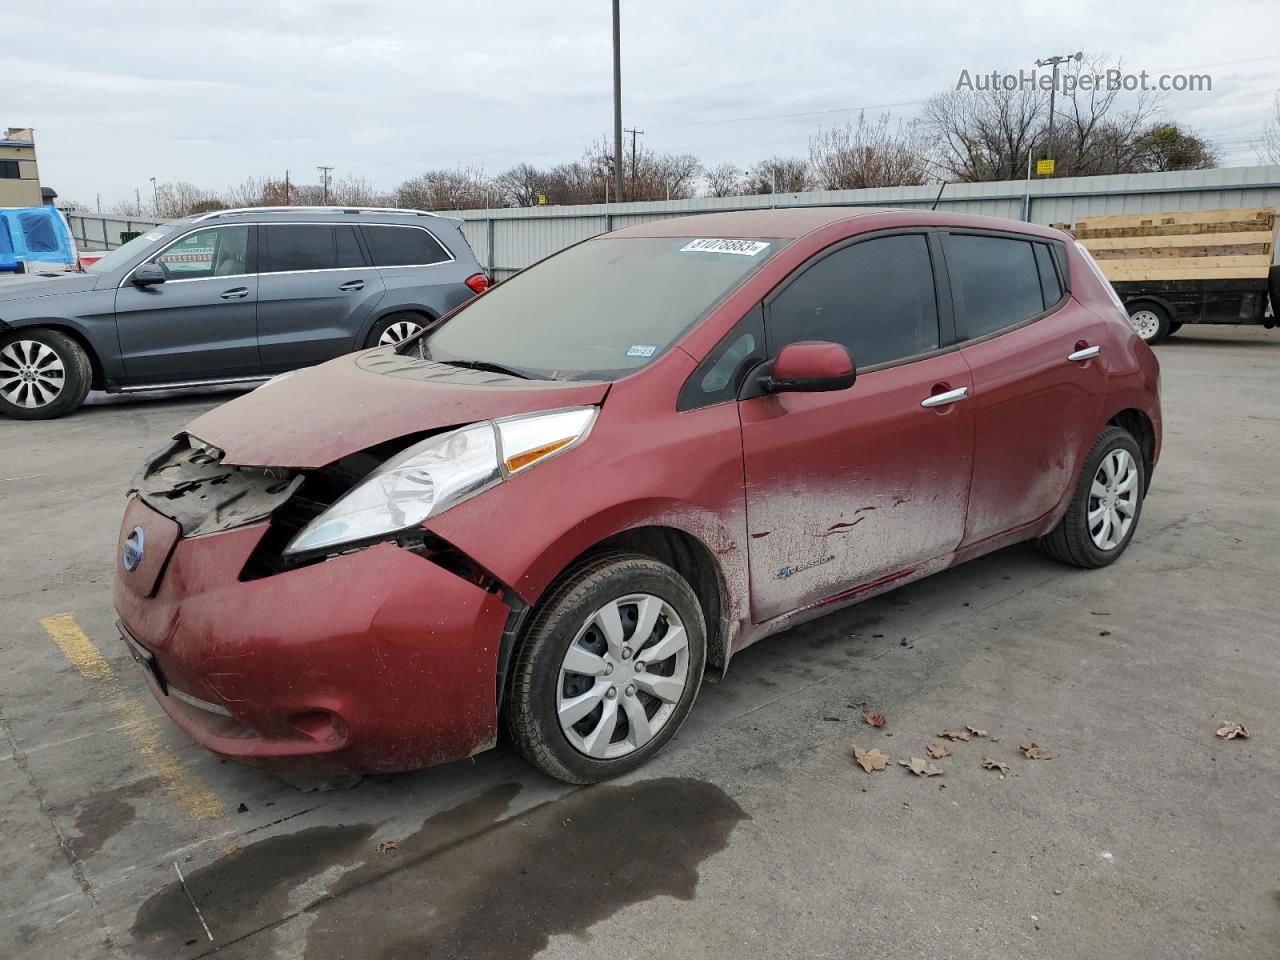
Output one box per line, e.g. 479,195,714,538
309,777,747,960
60,775,161,859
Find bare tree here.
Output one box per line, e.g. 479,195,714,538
495,163,551,206
396,167,493,210
1258,94,1280,165
742,156,812,194
1049,56,1162,177
923,84,1045,182
703,162,742,197
153,181,221,218
809,112,932,189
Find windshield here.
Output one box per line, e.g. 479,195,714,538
412,236,784,380
84,224,182,274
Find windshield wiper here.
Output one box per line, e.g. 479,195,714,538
437,359,545,380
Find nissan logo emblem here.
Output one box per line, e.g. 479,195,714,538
122,526,145,572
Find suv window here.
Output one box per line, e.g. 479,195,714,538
946,234,1045,340
364,225,450,267
767,234,939,368
154,225,250,280
261,224,365,273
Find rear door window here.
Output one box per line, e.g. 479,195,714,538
766,233,940,369
945,234,1045,340
261,224,365,273
364,225,451,267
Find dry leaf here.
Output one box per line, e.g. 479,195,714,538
936,729,971,742
863,711,887,728
377,840,398,854
966,725,989,737
1018,743,1052,760
982,757,1010,775
926,743,951,759
853,746,890,772
1216,721,1249,740
899,757,944,777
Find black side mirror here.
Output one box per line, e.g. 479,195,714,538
132,263,166,287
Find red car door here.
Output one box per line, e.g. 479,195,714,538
739,232,975,623
942,232,1108,546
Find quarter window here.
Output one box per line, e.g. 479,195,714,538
1034,242,1063,305
153,226,250,280
767,234,940,369
364,225,450,267
946,234,1045,340
261,224,365,273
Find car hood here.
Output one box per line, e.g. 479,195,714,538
0,272,100,305
185,349,611,468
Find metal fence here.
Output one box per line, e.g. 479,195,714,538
67,165,1280,280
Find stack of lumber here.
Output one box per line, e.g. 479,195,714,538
1064,207,1276,282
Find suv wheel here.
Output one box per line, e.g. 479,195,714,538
1126,303,1171,345
0,329,92,420
1040,425,1146,568
365,313,427,348
505,552,707,784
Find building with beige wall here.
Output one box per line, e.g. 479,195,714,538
1,128,43,208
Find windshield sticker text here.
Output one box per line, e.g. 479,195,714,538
680,239,771,257
626,344,657,358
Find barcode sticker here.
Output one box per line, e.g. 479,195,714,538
680,238,771,256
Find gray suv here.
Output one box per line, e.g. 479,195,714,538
0,206,488,419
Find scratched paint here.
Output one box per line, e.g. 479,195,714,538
40,614,224,822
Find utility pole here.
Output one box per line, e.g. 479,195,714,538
149,176,158,214
135,188,141,217
1034,51,1082,176
284,169,291,206
317,165,333,204
611,0,624,203
624,127,643,181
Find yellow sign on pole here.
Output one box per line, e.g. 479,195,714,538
1036,158,1055,176
536,194,547,205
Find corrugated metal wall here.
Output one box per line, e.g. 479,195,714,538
67,166,1280,280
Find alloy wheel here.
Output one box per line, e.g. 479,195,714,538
556,593,690,760
1127,309,1161,342
0,339,66,409
377,319,424,346
1088,448,1138,550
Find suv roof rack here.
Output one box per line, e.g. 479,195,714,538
191,206,443,222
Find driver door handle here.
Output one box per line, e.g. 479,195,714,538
1067,345,1101,362
219,287,250,300
338,280,365,292
920,386,969,408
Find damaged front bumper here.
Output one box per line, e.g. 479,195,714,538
113,437,511,776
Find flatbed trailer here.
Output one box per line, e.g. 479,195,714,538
1059,207,1278,344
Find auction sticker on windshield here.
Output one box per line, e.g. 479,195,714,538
680,238,771,256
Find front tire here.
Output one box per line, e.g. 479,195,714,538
0,329,92,420
1040,425,1145,568
505,552,707,784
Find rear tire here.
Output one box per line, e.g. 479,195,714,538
1126,303,1171,345
0,329,92,420
505,551,706,784
364,312,428,349
1040,425,1145,569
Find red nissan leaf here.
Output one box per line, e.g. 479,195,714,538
112,208,1161,785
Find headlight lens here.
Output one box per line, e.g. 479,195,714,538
283,406,597,556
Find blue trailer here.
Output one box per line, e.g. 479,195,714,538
0,206,76,272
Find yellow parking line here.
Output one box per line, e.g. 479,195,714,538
40,613,224,821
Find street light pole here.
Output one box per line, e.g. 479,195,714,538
612,0,624,203
1034,51,1082,177
149,176,158,213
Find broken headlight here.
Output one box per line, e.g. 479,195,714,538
283,407,597,557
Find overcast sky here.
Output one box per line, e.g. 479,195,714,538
8,0,1279,207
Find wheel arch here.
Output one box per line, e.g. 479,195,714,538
2,320,106,390
496,523,732,716
1124,295,1177,322
1107,407,1157,489
356,306,437,348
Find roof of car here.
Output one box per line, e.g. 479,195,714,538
609,206,1062,241
184,206,463,227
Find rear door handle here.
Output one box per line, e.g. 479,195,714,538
219,287,249,300
339,280,365,292
920,386,969,408
1067,345,1101,362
